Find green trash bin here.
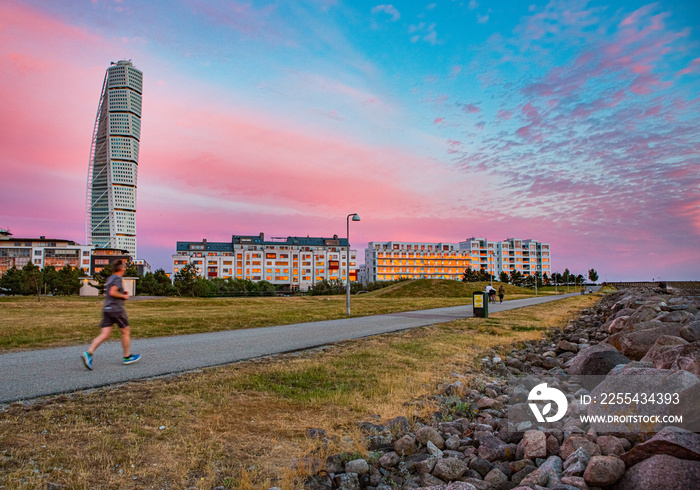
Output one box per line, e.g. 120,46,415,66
473,291,488,318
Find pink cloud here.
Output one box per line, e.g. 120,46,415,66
497,109,512,120
433,117,444,124
619,4,657,27
677,57,700,77
463,103,481,113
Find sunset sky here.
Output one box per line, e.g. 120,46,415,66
1,0,699,281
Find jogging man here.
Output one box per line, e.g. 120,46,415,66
82,259,140,369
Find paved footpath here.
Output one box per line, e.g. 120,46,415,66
0,292,585,403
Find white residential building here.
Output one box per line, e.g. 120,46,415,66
364,237,551,283
172,233,358,292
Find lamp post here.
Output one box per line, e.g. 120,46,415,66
346,213,360,315
489,251,494,287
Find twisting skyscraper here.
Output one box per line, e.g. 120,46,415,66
86,60,143,257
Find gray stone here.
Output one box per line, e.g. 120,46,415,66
395,433,417,456
582,455,625,486
607,316,630,334
595,436,627,456
640,335,689,367
477,434,514,462
559,476,589,490
670,342,700,375
416,426,446,450
521,430,547,460
432,457,468,481
386,416,410,436
680,321,700,342
567,343,624,376
546,434,561,456
427,440,444,459
484,468,509,488
511,465,537,485
558,340,579,353
620,426,700,467
334,472,360,490
627,307,658,324
469,457,494,477
412,454,438,474
345,458,369,475
657,310,695,324
457,479,490,490
519,455,563,488
560,436,601,461
619,324,684,360
420,473,446,487
445,435,461,451
614,454,700,490
379,451,400,468
477,396,502,411
671,382,700,429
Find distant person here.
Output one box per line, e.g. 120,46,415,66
82,259,140,370
498,284,505,304
486,285,496,303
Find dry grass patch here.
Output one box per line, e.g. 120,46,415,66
0,294,601,489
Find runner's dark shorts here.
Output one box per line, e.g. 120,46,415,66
100,310,129,329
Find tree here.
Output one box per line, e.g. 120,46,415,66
498,271,509,284
124,262,139,278
55,265,81,295
509,269,524,287
174,263,199,297
562,268,571,285
92,263,113,295
137,269,176,296
542,272,550,286
0,266,24,295
21,263,43,301
462,267,492,283
588,268,599,283
42,266,59,295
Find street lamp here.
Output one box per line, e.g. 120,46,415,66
489,251,494,287
346,213,361,315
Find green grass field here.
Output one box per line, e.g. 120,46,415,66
0,280,552,352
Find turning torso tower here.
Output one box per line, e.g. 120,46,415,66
86,60,143,257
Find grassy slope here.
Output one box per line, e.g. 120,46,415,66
369,278,549,298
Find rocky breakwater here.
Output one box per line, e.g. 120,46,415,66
304,287,700,490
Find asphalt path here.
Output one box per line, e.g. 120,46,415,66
0,291,590,404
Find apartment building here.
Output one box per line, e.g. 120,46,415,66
364,237,551,283
364,241,473,282
0,229,134,277
172,233,358,291
0,228,93,276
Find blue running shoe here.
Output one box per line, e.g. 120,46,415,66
82,351,93,370
123,354,141,365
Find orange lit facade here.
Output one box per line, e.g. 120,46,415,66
172,233,358,291
365,241,473,282
364,237,551,282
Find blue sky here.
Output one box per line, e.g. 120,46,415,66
1,0,699,280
